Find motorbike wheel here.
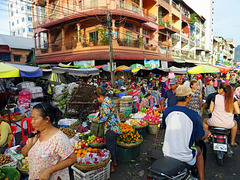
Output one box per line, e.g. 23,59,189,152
217,158,223,165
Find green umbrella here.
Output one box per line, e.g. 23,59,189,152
188,65,220,74
130,64,145,69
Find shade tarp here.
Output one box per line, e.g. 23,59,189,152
135,68,168,77
170,67,188,74
188,65,220,74
52,67,99,77
116,65,131,71
214,65,232,73
0,62,42,78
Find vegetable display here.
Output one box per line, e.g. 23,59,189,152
59,127,76,138
126,119,148,126
143,108,161,124
15,141,26,154
86,135,105,144
74,140,88,151
140,108,147,113
121,123,134,133
118,131,142,144
0,155,13,166
76,148,110,165
3,112,22,121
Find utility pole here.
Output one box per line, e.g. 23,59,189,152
107,11,115,87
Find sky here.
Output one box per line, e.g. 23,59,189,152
0,0,239,46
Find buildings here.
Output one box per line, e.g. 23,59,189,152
235,45,240,64
28,0,234,67
0,34,35,64
7,0,45,39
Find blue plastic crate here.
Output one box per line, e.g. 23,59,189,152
57,124,70,128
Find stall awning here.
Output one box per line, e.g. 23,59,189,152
173,58,186,63
34,52,174,64
52,67,99,77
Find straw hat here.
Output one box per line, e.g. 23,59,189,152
161,77,167,82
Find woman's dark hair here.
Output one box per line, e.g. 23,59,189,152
141,87,146,95
190,80,197,88
33,102,63,127
120,89,125,92
0,111,4,117
176,96,187,102
153,86,157,90
145,93,151,98
218,82,233,113
209,79,214,83
93,87,107,98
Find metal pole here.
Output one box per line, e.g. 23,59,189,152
107,11,115,87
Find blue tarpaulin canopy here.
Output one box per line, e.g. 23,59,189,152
4,63,43,77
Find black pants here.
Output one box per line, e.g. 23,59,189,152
105,130,117,161
0,144,8,154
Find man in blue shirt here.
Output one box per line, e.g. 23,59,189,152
160,78,178,112
162,85,210,180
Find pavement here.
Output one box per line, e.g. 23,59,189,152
15,124,240,180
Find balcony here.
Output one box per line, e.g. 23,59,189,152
172,1,180,11
171,48,181,58
163,0,170,4
172,33,180,41
36,0,157,27
181,35,188,44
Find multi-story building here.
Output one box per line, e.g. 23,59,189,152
234,45,240,64
184,0,214,64
159,0,207,65
7,0,45,40
33,0,175,66
213,36,235,66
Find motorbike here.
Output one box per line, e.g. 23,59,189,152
209,127,233,165
147,140,206,180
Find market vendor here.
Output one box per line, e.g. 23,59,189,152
139,93,152,110
21,102,77,180
93,87,122,173
0,111,12,154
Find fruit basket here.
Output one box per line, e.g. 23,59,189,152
17,157,29,175
117,131,143,148
75,148,111,172
125,119,148,129
83,133,106,148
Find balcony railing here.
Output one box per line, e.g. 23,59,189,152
172,1,180,10
163,0,170,4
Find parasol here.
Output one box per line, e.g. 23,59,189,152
188,65,220,74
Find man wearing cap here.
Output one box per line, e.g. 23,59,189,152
162,85,210,180
160,78,178,112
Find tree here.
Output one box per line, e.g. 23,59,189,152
189,13,197,25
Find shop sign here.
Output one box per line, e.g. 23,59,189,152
144,60,160,69
74,60,95,68
161,60,168,69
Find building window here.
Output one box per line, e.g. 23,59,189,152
27,6,31,11
10,4,13,8
89,31,98,41
120,0,124,8
22,17,25,22
28,17,32,21
23,28,25,33
115,31,118,39
12,32,15,36
136,26,140,33
20,0,23,1
12,22,14,27
21,6,24,11
14,55,21,62
17,20,19,24
131,0,139,4
115,21,120,27
143,29,149,35
124,22,133,30
16,1,17,5
18,30,20,35
132,4,139,12
29,28,33,32
16,9,18,14
11,12,13,16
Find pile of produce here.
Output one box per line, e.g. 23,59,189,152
0,166,20,180
19,157,28,169
69,121,81,129
76,148,110,165
140,108,147,113
74,140,88,151
15,141,26,154
126,119,148,126
118,131,142,144
76,125,88,133
121,123,133,133
0,155,13,166
60,127,76,138
3,112,23,121
143,108,161,124
86,134,105,144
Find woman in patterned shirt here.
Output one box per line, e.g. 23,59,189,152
93,87,122,173
21,102,76,180
204,79,216,97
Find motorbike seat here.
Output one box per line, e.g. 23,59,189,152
149,156,192,177
212,127,229,135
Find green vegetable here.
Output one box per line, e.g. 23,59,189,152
60,99,66,105
0,167,19,180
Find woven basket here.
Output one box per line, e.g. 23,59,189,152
74,156,111,172
148,124,159,135
14,115,26,122
134,123,148,129
117,139,143,148
88,142,106,148
119,113,126,122
17,163,29,175
148,122,159,125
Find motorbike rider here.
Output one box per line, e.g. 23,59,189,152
162,85,210,180
203,82,240,146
